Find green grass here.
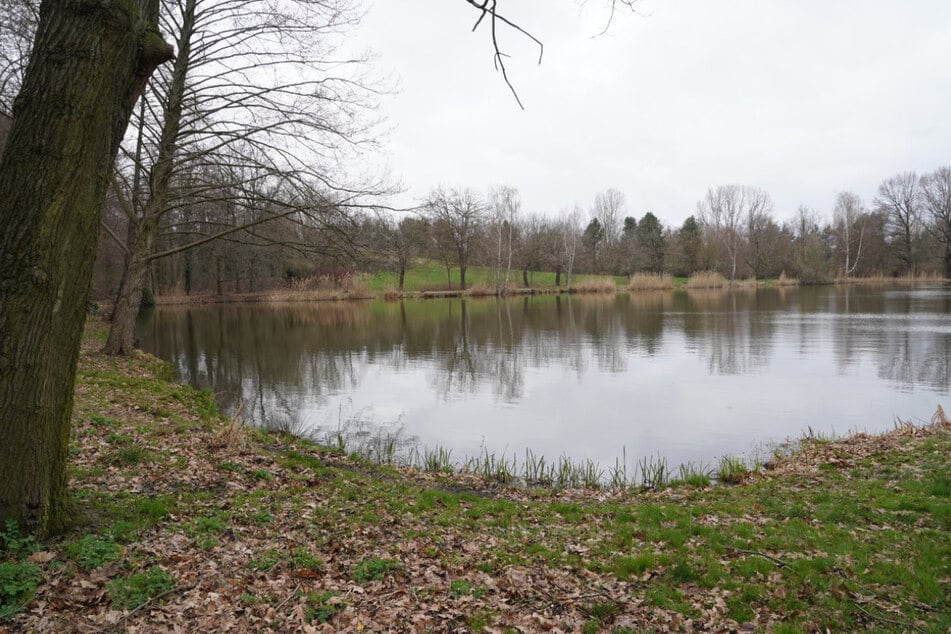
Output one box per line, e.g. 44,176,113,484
8,320,947,631
364,260,627,293
352,557,401,584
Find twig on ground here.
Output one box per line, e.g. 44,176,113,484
94,582,197,633
727,546,789,568
274,583,302,614
851,599,924,633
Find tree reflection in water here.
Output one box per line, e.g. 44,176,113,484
137,285,951,465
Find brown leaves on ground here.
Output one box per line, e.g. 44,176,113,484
2,324,949,632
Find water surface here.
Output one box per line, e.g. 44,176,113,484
137,285,951,472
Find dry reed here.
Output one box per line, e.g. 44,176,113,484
835,272,946,285
776,271,800,286
730,277,758,290
265,274,371,302
462,283,495,297
627,273,674,291
210,401,248,450
568,278,619,294
685,271,727,289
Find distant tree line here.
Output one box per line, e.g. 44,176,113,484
91,165,950,303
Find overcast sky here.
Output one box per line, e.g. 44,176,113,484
348,1,951,228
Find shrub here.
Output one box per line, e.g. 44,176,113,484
0,520,36,558
0,561,40,618
66,535,122,570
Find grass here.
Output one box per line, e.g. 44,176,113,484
4,319,949,632
365,261,627,294
352,557,400,583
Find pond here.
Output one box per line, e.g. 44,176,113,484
137,285,951,476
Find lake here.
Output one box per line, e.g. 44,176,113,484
137,285,951,476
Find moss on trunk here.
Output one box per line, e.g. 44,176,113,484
0,0,171,535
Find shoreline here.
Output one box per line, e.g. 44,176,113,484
95,274,948,311
1,320,948,632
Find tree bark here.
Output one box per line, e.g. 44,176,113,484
0,0,171,535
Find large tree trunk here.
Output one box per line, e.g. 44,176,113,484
0,0,171,535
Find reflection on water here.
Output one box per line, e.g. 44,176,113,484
137,285,951,471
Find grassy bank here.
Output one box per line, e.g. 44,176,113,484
2,321,948,632
364,262,629,294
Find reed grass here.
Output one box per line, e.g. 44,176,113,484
381,287,402,301
211,400,249,450
265,274,371,302
637,455,669,490
410,445,453,473
462,447,519,485
523,449,555,487
834,272,947,285
608,447,628,490
304,415,887,494
775,271,800,287
730,277,758,290
716,455,750,484
684,271,727,289
462,283,495,297
669,462,712,488
626,273,674,291
567,278,619,294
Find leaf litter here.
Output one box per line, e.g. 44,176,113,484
1,322,949,632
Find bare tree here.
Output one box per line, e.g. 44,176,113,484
460,0,639,107
920,167,951,278
426,187,485,290
560,206,583,291
592,188,625,246
833,191,865,277
378,215,428,291
0,0,37,115
742,194,779,278
489,185,520,294
102,0,380,355
697,185,768,281
591,188,625,272
874,172,922,275
0,0,637,536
